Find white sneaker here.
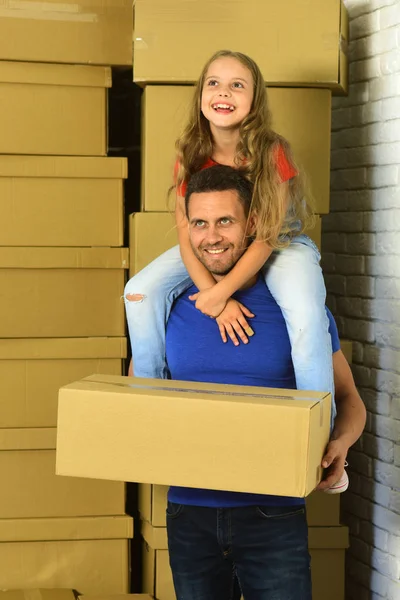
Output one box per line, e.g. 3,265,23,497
324,463,349,495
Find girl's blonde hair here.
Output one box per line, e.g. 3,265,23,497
174,49,315,248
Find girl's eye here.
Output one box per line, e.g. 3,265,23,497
207,79,218,86
232,82,244,88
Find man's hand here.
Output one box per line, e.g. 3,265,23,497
316,437,348,492
189,287,228,318
216,299,255,346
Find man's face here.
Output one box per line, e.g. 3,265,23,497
187,189,252,278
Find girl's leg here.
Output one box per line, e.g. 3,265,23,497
263,235,336,426
124,245,192,379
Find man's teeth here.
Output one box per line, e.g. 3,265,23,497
207,248,225,254
213,103,234,111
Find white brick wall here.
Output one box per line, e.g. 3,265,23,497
323,1,400,598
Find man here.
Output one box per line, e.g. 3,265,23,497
161,165,366,600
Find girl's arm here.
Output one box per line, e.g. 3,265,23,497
190,241,272,318
214,240,273,299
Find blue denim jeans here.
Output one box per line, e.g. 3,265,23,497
124,234,336,424
166,502,312,600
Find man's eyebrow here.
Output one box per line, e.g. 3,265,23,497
219,214,237,221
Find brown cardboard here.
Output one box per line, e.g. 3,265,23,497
0,2,132,66
133,0,348,93
142,545,174,600
0,592,75,600
0,62,109,156
340,340,353,364
0,337,126,428
0,516,132,594
0,515,133,542
0,247,128,338
57,374,331,498
0,156,127,247
129,212,321,277
340,1,350,97
142,522,348,600
141,87,331,214
0,428,125,519
306,492,341,527
139,482,340,528
79,596,153,600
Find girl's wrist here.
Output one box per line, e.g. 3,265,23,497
213,279,232,301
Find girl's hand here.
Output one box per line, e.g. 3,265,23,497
189,287,228,318
216,299,255,346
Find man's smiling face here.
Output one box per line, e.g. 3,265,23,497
188,189,252,278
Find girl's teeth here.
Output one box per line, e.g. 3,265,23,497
213,104,234,111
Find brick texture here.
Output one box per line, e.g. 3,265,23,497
324,1,400,598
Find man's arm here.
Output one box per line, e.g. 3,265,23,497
317,348,366,491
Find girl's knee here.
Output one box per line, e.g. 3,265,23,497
124,276,147,302
124,274,163,302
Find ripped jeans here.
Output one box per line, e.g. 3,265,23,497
123,235,336,424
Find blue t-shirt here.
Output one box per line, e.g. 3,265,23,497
165,276,340,508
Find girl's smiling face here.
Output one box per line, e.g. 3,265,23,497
201,56,254,132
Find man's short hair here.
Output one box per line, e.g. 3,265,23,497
185,165,253,217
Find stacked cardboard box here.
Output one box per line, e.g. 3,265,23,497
128,1,350,598
78,594,153,600
0,9,134,591
0,593,151,600
0,592,76,600
0,2,132,66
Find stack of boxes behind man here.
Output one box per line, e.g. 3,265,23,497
0,2,135,595
129,1,352,599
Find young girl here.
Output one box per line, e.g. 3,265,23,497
124,49,336,427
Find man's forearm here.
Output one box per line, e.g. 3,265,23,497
331,393,366,447
331,349,366,448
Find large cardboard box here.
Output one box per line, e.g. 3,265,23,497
0,515,133,594
142,520,348,600
57,374,331,498
133,0,348,94
0,2,132,66
0,62,110,156
141,87,332,214
0,591,75,599
129,212,321,277
0,247,128,338
0,428,125,519
139,482,340,528
0,156,127,247
0,337,126,428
